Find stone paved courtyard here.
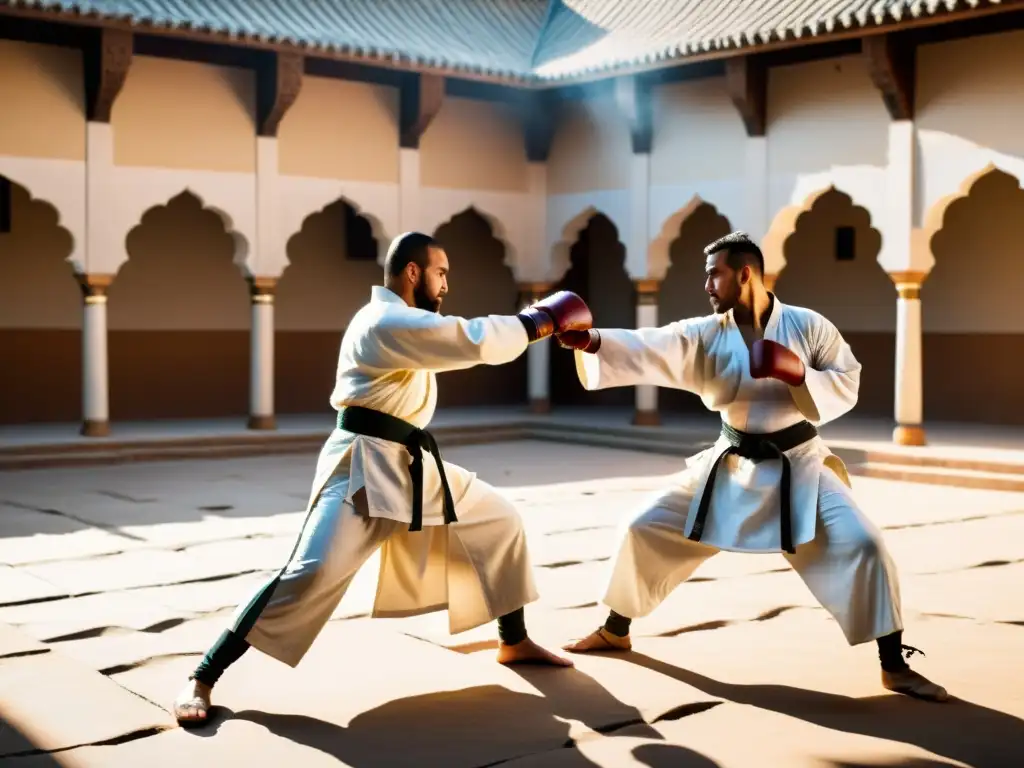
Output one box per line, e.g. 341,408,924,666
1,440,1023,767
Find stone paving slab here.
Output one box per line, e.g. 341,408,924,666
0,564,67,604
0,638,173,758
0,622,47,657
0,592,188,642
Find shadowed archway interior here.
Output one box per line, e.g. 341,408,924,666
658,202,732,414
108,191,250,420
276,199,380,415
550,213,634,408
775,189,895,418
0,175,80,424
432,208,526,407
925,169,1024,424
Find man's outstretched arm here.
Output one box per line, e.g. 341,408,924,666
370,291,593,373
558,319,707,393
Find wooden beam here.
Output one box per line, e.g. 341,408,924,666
520,91,557,163
399,73,445,149
256,51,304,137
614,76,652,154
725,55,766,137
864,33,916,120
83,27,132,123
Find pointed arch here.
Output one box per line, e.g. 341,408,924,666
0,175,82,425
0,159,85,272
921,162,1024,251
282,194,391,270
431,205,519,279
277,196,385,414
649,195,726,282
923,167,1024,425
108,190,252,420
432,208,526,407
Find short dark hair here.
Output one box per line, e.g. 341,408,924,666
384,231,439,278
703,231,764,276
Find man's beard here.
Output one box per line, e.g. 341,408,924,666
413,279,442,313
709,282,740,314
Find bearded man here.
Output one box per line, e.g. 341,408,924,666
558,231,947,702
174,231,591,725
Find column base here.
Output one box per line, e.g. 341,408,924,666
80,419,110,438
529,398,551,415
247,414,277,431
632,409,661,427
893,424,926,446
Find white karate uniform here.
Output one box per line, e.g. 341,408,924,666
575,297,902,645
236,286,539,667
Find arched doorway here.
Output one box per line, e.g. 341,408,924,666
925,169,1024,424
0,176,80,424
433,208,525,407
549,213,634,408
108,191,250,420
658,202,732,414
774,189,894,417
276,198,381,414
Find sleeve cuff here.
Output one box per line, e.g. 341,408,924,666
574,348,602,390
788,373,822,424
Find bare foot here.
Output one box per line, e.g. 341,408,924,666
882,667,949,702
497,636,574,666
563,627,631,653
173,678,213,727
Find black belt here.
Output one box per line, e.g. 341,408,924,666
688,420,818,555
336,406,456,532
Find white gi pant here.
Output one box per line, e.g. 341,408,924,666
231,470,538,668
604,468,903,646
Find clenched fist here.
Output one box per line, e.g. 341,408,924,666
750,339,805,387
518,291,593,342
556,328,601,353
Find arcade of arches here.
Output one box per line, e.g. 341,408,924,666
3,172,1024,433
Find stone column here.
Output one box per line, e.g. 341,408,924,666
519,282,553,414
633,279,660,426
77,274,112,437
889,271,926,446
248,277,276,430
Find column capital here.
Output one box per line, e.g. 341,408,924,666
888,270,927,299
77,273,114,301
518,282,555,302
633,278,660,306
249,276,278,302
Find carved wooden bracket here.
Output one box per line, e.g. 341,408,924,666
615,76,653,154
257,52,304,137
399,73,445,149
520,91,557,163
83,28,133,123
864,34,916,120
725,55,767,137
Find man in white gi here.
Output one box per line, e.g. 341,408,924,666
174,231,592,725
557,231,948,702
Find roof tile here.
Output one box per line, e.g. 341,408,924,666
0,0,1004,81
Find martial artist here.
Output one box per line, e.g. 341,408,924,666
174,231,592,725
557,231,948,702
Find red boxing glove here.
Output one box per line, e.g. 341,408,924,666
750,339,806,387
518,291,593,342
557,328,601,353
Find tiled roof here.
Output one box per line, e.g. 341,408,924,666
0,0,1008,82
